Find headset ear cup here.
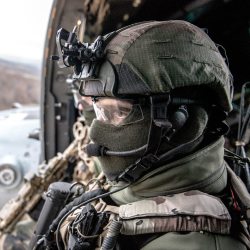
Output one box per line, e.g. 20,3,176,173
169,105,189,131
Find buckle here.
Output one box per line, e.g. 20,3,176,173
117,154,159,183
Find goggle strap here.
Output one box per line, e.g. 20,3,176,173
144,94,172,156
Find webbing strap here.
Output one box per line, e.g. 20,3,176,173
144,94,172,155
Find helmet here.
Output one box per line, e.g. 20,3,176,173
77,20,233,183
79,20,233,112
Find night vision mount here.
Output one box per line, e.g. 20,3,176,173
52,24,105,78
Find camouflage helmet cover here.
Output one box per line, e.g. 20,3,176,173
80,20,233,112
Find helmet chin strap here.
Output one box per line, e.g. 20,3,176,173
145,94,172,154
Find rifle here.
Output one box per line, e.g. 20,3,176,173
0,120,89,237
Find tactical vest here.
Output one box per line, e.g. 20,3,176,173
60,184,249,249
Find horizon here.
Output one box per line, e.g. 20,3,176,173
0,54,42,68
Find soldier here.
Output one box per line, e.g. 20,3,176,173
41,20,250,249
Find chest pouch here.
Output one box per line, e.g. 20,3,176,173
67,203,110,250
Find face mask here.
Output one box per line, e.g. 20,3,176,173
89,107,151,181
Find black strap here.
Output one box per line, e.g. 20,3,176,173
117,154,159,183
144,95,172,155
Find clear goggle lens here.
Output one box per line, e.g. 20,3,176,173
93,98,143,126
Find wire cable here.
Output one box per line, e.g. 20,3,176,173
234,82,250,189
55,182,131,250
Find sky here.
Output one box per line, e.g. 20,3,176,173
0,0,53,64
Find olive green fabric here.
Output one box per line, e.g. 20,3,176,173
89,107,151,180
81,20,233,112
141,232,246,250
110,20,233,111
111,137,227,204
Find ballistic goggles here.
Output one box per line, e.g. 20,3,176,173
92,97,144,126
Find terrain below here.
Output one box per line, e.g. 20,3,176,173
0,58,40,110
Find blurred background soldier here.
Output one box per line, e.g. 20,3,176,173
0,96,97,250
